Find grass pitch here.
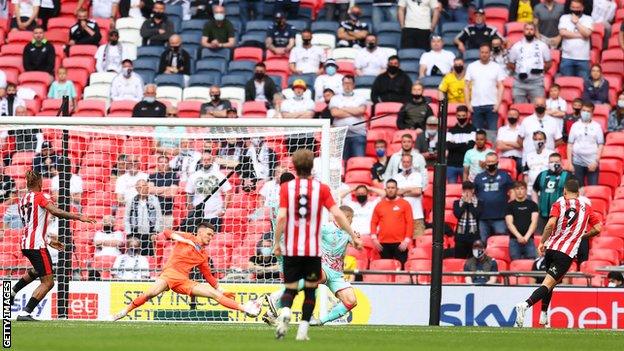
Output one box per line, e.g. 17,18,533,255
10,322,622,351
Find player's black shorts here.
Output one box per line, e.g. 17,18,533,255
282,256,321,284
22,249,54,277
543,249,573,281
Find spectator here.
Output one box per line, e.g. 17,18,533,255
245,63,280,104
383,133,428,185
582,64,610,104
336,6,369,48
371,55,412,104
32,141,58,178
415,116,440,166
118,0,151,19
124,179,163,256
558,0,594,79
275,0,299,19
454,9,502,54
438,57,466,103
591,0,616,48
354,34,387,77
50,165,83,210
111,237,151,279
324,0,349,22
342,185,385,236
217,138,244,169
371,139,389,185
0,161,15,204
95,30,126,73
567,101,604,186
453,181,482,258
2,192,20,230
200,5,236,50
474,152,513,243
289,29,325,75
186,150,233,232
463,240,498,284
225,107,238,118
372,0,399,31
239,0,263,29
394,154,425,238
68,8,102,46
148,155,179,229
111,60,145,102
265,12,296,57
281,79,315,119
370,179,414,267
517,96,563,160
314,59,343,102
524,131,554,192
93,215,124,258
398,0,440,50
10,0,39,32
496,109,523,177
505,181,538,260
490,37,509,76
132,84,167,117
258,166,288,208
200,86,232,118
315,88,335,120
76,0,118,20
532,152,575,232
563,98,583,141
47,67,77,111
419,35,456,78
397,83,434,130
607,271,624,287
508,23,552,103
115,154,148,204
155,109,187,156
329,75,367,160
244,137,277,181
0,83,25,116
169,139,201,182
563,0,593,15
463,130,494,182
438,0,469,29
545,84,567,119
447,105,476,183
607,91,624,132
140,1,174,46
158,34,191,79
23,26,55,75
533,0,565,49
465,43,505,131
509,0,539,22
249,239,281,280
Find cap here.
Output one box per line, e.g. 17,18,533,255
41,141,52,149
292,79,307,89
426,116,439,125
476,8,485,15
226,107,237,113
275,12,285,19
324,58,337,67
472,240,485,248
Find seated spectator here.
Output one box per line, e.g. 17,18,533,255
567,101,604,186
140,1,174,46
316,88,335,120
509,0,539,22
454,9,502,54
158,35,191,79
582,64,610,104
342,185,385,236
93,215,124,257
453,181,482,258
77,0,118,21
438,57,466,103
0,83,26,116
95,30,126,73
0,162,15,204
50,165,83,211
115,155,148,204
245,63,280,104
281,79,315,119
508,23,552,103
419,36,456,78
289,29,325,75
248,239,281,280
558,0,593,79
534,0,564,49
314,59,343,102
47,67,77,111
33,141,58,178
397,83,434,131
438,0,469,32
266,92,285,118
200,5,236,49
124,179,163,256
354,34,387,77
111,237,151,279
371,139,389,185
111,60,145,102
169,139,200,182
10,0,39,32
336,6,369,48
415,116,439,166
463,130,494,182
394,154,425,238
607,271,624,288
524,131,555,193
69,9,102,46
545,84,567,119
23,26,56,76
244,137,277,181
371,55,412,104
265,12,296,57
132,84,167,117
225,107,237,118
200,86,232,118
447,106,475,183
217,138,244,169
383,133,428,184
329,75,368,160
324,0,349,22
607,91,624,132
148,155,179,228
474,152,513,243
517,97,563,161
563,98,583,141
464,240,499,284
506,181,538,260
497,110,523,177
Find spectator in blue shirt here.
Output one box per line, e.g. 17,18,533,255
473,152,513,244
265,12,296,57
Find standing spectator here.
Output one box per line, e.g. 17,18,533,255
419,35,456,78
591,0,616,48
200,5,236,50
111,60,145,102
415,116,440,166
454,9,502,54
397,0,440,50
562,0,593,15
118,0,150,19
582,64,610,104
397,83,434,130
275,0,299,19
47,67,77,111
505,181,538,260
315,88,335,119
32,141,58,178
370,179,414,267
95,30,126,73
453,181,482,258
607,91,624,132
324,0,349,22
245,63,280,104
545,84,567,119
76,0,118,20
354,34,388,76
115,154,149,204
463,130,494,182
248,239,281,280
68,9,102,46
258,166,287,208
524,131,555,193
463,240,499,284
563,98,583,141
10,0,39,32
158,34,191,78
394,154,425,238
490,37,510,76
509,0,539,22
50,165,83,210
169,139,201,182
111,238,151,279
438,57,466,103
265,12,296,57
507,23,552,103
314,59,343,102
533,0,565,49
371,139,389,185
245,137,277,181
447,105,476,183
148,155,179,229
23,26,55,75
239,0,263,29
288,30,326,75
517,96,563,160
200,86,232,118
132,84,167,117
567,102,604,186
329,75,367,160
497,110,523,177
342,185,385,236
371,55,412,104
474,152,513,243
532,152,575,232
140,1,174,46
0,161,15,205
383,133,428,185
373,0,399,31
558,0,594,79
336,6,369,48
438,0,469,29
124,179,163,256
464,43,505,131
93,215,124,258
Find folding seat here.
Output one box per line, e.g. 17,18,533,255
46,29,69,45
606,132,624,146
592,236,624,261
408,247,431,261
336,60,355,76
182,86,211,102
588,248,620,266
233,47,263,62
177,101,202,118
364,259,402,283
155,86,183,104
82,85,110,103
195,60,227,75
579,260,611,287
154,74,185,88
483,0,511,7
414,235,433,248
74,99,107,117
375,102,402,117
89,72,117,88
346,157,376,172
137,46,165,59
375,22,401,35
118,28,143,47
188,73,221,87
200,48,231,61
244,20,272,34
242,101,267,117
507,259,535,285
10,151,35,166
344,170,372,185
331,47,357,62
0,43,26,57
47,17,75,32
554,76,584,101
509,103,534,119
69,45,98,58
609,199,624,214
505,21,525,36
92,255,118,279
442,258,466,283
483,8,508,32
219,87,246,106
0,56,24,74
486,246,510,265
583,185,612,206
600,145,624,164
369,114,397,136
181,19,208,34
115,17,145,31
7,30,33,44
310,21,339,34
487,235,509,249
598,159,622,192
355,75,376,89
109,100,137,115
421,76,442,89
227,60,256,75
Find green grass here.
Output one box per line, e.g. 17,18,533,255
10,322,623,351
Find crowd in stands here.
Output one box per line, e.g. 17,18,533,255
0,0,623,285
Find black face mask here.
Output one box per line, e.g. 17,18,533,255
356,195,367,204
242,185,254,193
103,225,113,232
535,106,546,115
507,117,518,125
110,39,119,45
453,65,464,73
387,66,399,74
571,10,583,16
153,12,165,19
6,93,15,98
170,46,180,52
456,118,467,126
302,39,311,46
211,94,220,101
525,34,535,41
573,107,582,115
492,46,501,54
367,42,376,50
487,163,498,172
254,72,265,80
412,94,423,101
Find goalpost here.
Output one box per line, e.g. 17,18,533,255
0,117,346,321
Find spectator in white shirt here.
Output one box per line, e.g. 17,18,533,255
288,29,325,75
10,0,40,32
111,237,151,280
281,79,315,119
259,166,287,208
394,154,425,237
496,109,523,177
591,0,616,48
124,179,163,256
398,0,440,50
545,84,567,120
329,75,368,160
0,69,6,89
419,35,456,78
558,0,594,79
523,131,555,193
95,30,126,73
77,0,118,20
383,133,429,186
51,165,83,211
169,138,201,181
567,101,604,186
115,154,148,204
314,59,343,102
110,59,145,102
517,96,563,160
341,185,385,236
354,34,388,76
93,215,124,257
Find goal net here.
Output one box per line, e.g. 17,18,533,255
0,117,346,321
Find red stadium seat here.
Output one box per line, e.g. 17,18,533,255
336,60,355,76
442,258,466,283
606,132,624,146
109,100,137,115
369,114,398,137
486,246,510,265
74,99,106,117
487,235,509,249
498,157,517,180
583,185,612,207
588,248,620,266
345,157,376,172
177,101,202,118
405,259,431,284
62,56,96,75
579,260,611,287
508,259,535,285
0,55,24,74
11,151,36,166
408,247,431,260
47,17,75,32
0,43,26,57
555,76,584,101
46,29,70,45
374,102,402,117
414,235,433,249
505,22,524,36
242,101,267,117
592,236,624,261
69,45,99,58
598,159,622,192
601,49,624,76
92,255,117,279
346,246,369,270
233,47,263,62
600,145,624,164
7,30,33,44
364,259,402,283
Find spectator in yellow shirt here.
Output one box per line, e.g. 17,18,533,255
509,0,539,23
438,57,466,103
344,255,358,282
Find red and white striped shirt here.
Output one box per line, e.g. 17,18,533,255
279,177,336,257
18,191,52,250
546,196,600,258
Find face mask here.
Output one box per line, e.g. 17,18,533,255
525,34,535,41
343,91,354,97
302,39,311,46
534,140,544,150
573,107,581,115
202,164,212,171
376,149,385,157
580,111,591,122
456,117,467,126
254,72,265,80
144,96,155,103
6,93,15,98
608,282,617,287
171,46,180,52
367,42,376,50
325,66,337,76
211,94,220,101
123,67,132,78
214,13,225,21
453,65,464,73
571,10,583,16
153,12,165,19
110,39,119,45
242,185,254,193
103,225,113,232
426,129,437,137
486,163,498,172
549,162,562,173
356,194,368,204
412,94,423,100
260,247,272,256
349,13,359,21
508,117,518,125
535,106,546,115
472,249,484,258
128,248,139,256
387,66,399,75
618,100,624,108
492,46,501,54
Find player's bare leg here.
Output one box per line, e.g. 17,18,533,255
515,275,558,327
111,279,169,321
16,273,55,321
10,269,38,306
313,287,357,326
190,283,260,317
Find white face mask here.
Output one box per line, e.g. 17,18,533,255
618,100,624,108
472,249,484,258
608,282,617,287
214,13,225,21
580,111,592,122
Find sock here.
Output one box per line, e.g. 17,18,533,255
320,301,355,324
280,288,297,309
216,295,243,311
541,290,553,312
297,279,305,291
12,277,33,296
301,287,316,322
297,320,309,337
526,285,550,307
273,281,305,310
24,297,41,314
126,294,149,314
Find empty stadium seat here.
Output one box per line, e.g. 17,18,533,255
182,86,211,102
242,101,267,117
154,74,185,88
588,248,620,266
345,170,372,185
188,73,221,87
442,258,466,283
177,101,202,117
233,47,263,62
156,86,183,104
364,259,402,283
508,259,535,285
74,99,106,117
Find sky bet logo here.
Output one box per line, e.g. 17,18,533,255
441,293,517,326
3,281,11,349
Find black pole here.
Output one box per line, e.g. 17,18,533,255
57,96,71,319
429,97,448,326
